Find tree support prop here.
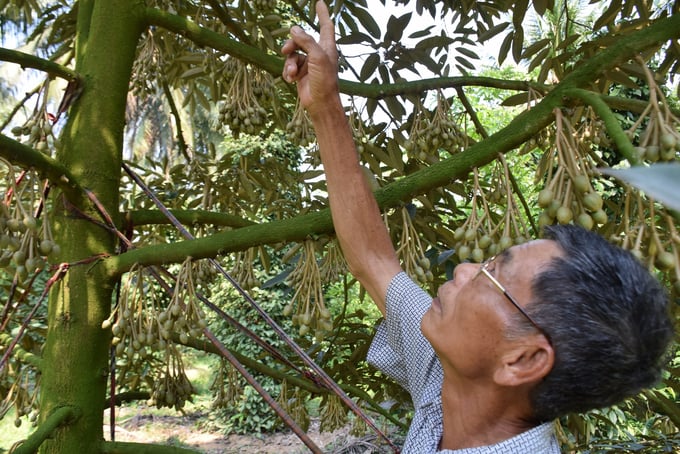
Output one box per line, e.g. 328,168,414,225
101,441,201,454
11,406,81,454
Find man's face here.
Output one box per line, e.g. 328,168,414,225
420,239,562,380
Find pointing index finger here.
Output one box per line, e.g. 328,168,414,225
315,1,336,53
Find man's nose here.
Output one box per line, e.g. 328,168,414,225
453,261,480,283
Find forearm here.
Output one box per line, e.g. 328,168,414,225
281,2,401,312
310,98,401,313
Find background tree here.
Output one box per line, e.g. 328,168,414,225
0,0,679,453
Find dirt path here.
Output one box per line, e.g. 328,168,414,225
104,406,373,453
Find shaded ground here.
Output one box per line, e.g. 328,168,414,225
104,406,389,454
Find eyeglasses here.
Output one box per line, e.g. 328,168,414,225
476,256,552,344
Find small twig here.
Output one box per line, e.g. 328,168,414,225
564,87,639,165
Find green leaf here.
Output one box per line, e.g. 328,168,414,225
409,26,435,39
415,35,456,51
594,0,622,30
556,33,581,51
528,47,551,73
360,53,381,81
478,22,509,42
353,5,382,39
513,0,529,28
385,96,406,119
336,32,375,45
457,47,480,60
455,56,475,70
522,38,550,60
385,13,412,42
498,32,513,65
532,0,551,16
179,66,206,79
599,163,680,211
501,92,530,107
512,25,524,63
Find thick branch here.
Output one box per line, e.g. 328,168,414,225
0,47,80,81
143,8,542,98
104,208,333,275
101,441,201,454
0,134,83,198
125,209,255,229
103,12,680,275
107,391,150,406
11,406,81,454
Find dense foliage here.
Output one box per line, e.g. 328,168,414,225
0,0,679,453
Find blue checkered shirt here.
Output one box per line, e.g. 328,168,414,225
367,272,561,453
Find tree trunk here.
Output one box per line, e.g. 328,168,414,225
38,1,142,452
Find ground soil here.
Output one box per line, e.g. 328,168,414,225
103,405,379,454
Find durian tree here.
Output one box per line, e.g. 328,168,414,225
0,0,679,453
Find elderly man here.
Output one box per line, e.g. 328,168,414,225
282,3,674,452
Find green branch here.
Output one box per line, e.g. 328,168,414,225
600,93,680,121
143,8,541,98
101,441,202,454
0,134,83,198
144,8,281,74
106,391,151,406
126,208,256,229
0,47,80,81
564,88,640,165
11,406,81,454
160,81,191,162
103,208,333,275
102,11,680,275
0,84,41,131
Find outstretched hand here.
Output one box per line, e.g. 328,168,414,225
281,1,340,116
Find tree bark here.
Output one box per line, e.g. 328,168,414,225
37,0,143,452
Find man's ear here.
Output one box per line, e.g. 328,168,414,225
493,335,554,387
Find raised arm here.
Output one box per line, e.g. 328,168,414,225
282,2,402,314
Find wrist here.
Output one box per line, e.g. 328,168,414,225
308,94,345,127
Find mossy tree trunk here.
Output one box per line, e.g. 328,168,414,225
38,1,143,452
